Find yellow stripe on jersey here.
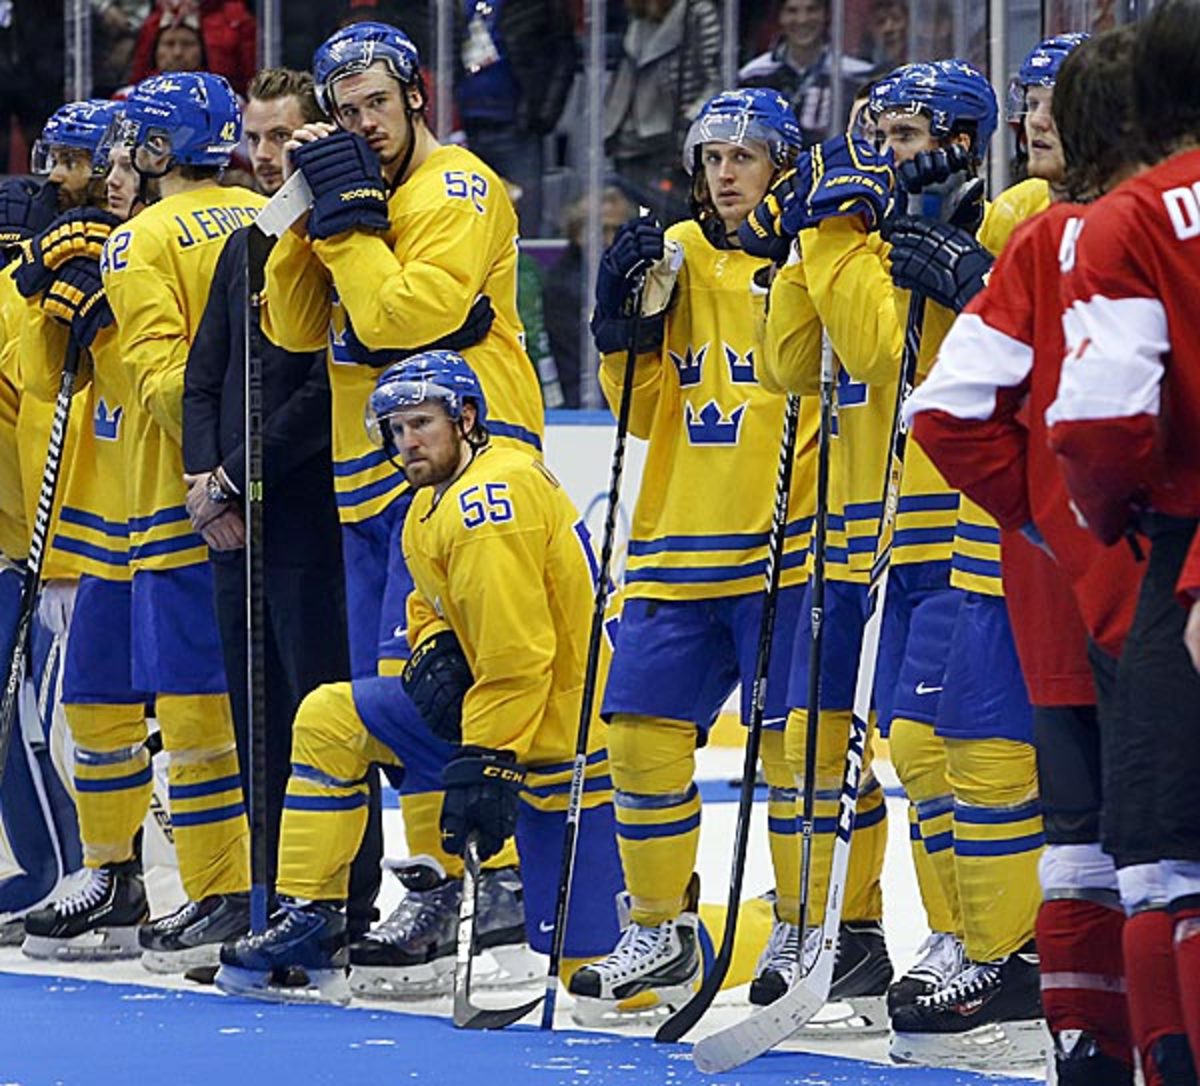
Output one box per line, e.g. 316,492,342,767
264,144,544,526
102,185,265,572
949,487,1004,596
600,219,820,602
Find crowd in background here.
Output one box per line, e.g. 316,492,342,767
0,0,1120,408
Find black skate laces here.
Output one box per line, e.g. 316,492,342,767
918,960,1000,1008
58,869,112,916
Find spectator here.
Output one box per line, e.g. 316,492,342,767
865,0,909,71
604,0,721,223
130,0,256,94
454,1,577,237
92,1,151,97
543,184,636,408
739,0,875,146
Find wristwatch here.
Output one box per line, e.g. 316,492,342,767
206,471,234,504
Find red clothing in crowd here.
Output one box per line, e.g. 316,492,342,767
131,0,257,95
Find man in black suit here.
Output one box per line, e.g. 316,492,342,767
181,68,381,937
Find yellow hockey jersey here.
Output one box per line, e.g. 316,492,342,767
262,143,544,526
599,220,820,601
403,445,609,770
947,177,1051,596
101,184,264,571
800,216,959,568
20,312,135,582
0,271,26,562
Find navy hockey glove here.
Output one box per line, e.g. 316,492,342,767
441,747,525,861
290,131,390,241
805,135,895,232
895,145,984,232
14,208,121,299
42,257,114,349
342,294,496,367
0,178,60,260
739,161,812,262
884,217,993,314
595,215,665,318
402,629,473,744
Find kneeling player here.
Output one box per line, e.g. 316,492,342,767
215,351,622,1004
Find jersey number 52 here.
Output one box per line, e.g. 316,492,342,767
460,482,513,529
444,170,489,213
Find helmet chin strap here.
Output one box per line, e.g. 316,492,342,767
131,149,173,207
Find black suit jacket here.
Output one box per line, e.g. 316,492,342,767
182,226,341,568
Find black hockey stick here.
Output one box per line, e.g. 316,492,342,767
244,223,272,934
0,340,81,792
454,832,542,1029
797,333,836,941
693,294,927,1072
539,271,648,1031
656,390,804,1044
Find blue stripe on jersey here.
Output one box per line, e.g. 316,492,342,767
130,533,206,561
844,500,884,521
488,419,543,452
924,830,955,854
53,535,129,566
892,526,957,548
59,507,129,538
333,447,391,477
532,747,609,778
74,765,152,793
127,506,191,534
628,517,813,557
951,554,1004,580
898,494,960,513
523,775,614,800
171,802,247,827
169,774,242,800
954,832,1046,857
284,792,368,812
335,472,405,509
953,800,1042,825
626,545,808,586
955,522,1002,544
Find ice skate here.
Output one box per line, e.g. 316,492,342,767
749,912,801,1006
22,860,148,961
890,939,1048,1069
794,921,894,1036
568,912,700,1027
139,893,251,973
1050,1030,1134,1085
215,898,350,1005
350,857,534,1000
887,930,966,1013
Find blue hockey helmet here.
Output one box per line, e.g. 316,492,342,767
31,99,125,176
365,350,488,457
682,88,803,175
119,72,241,172
869,59,999,162
1007,32,1090,118
313,21,421,114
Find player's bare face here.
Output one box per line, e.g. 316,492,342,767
333,65,414,178
392,405,470,490
244,95,307,196
105,146,140,219
1024,85,1064,183
702,141,775,231
47,147,94,209
877,110,938,164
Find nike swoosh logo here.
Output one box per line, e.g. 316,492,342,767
915,683,943,695
538,921,555,934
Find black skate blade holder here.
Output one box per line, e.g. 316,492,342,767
453,833,543,1029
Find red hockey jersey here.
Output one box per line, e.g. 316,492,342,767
906,202,1143,700
1046,149,1200,544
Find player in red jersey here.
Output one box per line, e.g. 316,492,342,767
1044,1,1200,1076
904,30,1150,1085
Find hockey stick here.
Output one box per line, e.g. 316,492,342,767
244,223,271,934
540,271,648,1031
454,832,543,1029
797,333,836,941
0,340,81,792
693,294,927,1073
655,389,804,1044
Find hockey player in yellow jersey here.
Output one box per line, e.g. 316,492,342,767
751,58,1051,1060
91,73,265,970
563,89,825,1014
261,22,537,980
216,351,623,1005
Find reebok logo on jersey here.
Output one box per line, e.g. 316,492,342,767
915,682,943,696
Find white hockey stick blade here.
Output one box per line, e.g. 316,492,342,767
692,981,828,1073
254,171,313,238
